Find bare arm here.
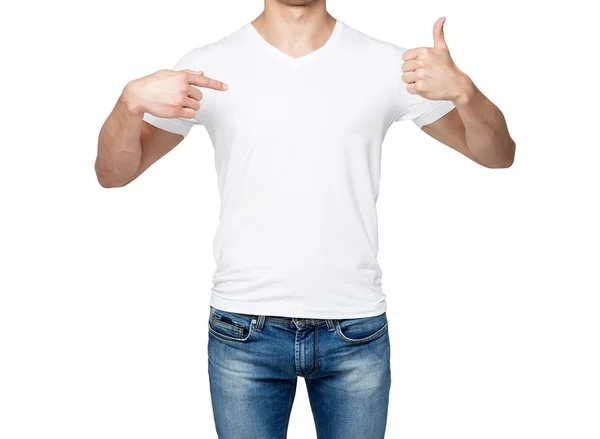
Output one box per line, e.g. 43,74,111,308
401,17,515,168
421,80,516,168
95,70,227,188
95,86,181,188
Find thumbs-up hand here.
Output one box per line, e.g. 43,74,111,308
401,17,472,103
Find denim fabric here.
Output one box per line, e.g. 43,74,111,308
207,305,391,438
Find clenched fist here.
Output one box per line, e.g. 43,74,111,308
401,17,471,103
123,69,228,119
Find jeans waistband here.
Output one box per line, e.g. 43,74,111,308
210,305,337,332
255,315,337,332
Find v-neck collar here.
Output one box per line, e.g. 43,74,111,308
244,19,344,68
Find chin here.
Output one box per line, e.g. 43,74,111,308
275,0,321,5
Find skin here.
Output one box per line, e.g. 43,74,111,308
94,1,514,188
95,70,227,188
251,0,336,59
407,17,516,168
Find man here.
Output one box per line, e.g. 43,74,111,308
95,0,515,437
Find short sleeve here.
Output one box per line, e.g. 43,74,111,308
391,44,456,129
142,48,202,138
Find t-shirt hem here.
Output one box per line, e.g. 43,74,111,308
142,112,192,137
413,100,456,129
208,294,387,320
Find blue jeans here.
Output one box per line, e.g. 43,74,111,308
207,305,391,438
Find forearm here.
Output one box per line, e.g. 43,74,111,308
454,75,516,168
95,84,145,187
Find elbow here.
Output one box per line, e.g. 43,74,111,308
95,161,127,188
483,139,516,169
97,176,123,189
501,139,516,168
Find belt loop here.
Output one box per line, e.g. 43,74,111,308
326,319,336,331
255,314,266,332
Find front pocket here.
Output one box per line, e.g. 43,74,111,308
208,308,256,342
334,313,389,345
210,313,245,338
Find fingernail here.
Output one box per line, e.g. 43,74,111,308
222,83,228,90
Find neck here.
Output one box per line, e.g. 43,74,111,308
252,0,336,58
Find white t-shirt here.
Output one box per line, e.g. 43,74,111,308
143,19,456,319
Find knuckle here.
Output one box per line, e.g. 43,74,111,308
179,71,191,82
420,48,429,57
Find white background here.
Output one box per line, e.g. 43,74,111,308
1,0,598,438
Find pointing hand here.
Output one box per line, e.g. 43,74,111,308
124,69,228,119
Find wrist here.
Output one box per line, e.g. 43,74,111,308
120,80,145,117
452,70,476,107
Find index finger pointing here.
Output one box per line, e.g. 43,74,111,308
188,73,228,91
